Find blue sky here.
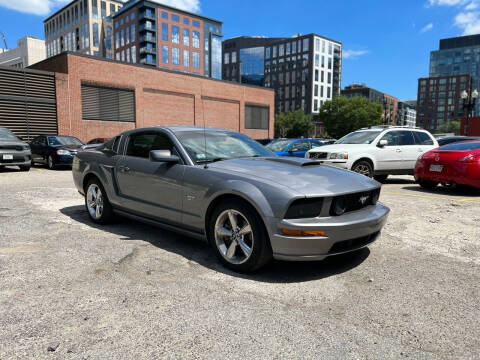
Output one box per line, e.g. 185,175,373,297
1,0,479,101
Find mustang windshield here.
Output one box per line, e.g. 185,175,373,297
48,136,84,146
336,131,382,144
266,139,292,152
175,131,275,164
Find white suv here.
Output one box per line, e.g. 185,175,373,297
306,126,438,181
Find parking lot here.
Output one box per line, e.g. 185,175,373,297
0,167,479,359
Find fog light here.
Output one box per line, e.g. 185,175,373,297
281,229,326,237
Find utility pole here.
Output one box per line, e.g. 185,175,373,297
0,31,7,50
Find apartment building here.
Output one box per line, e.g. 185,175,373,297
44,0,124,59
0,36,46,68
112,0,223,78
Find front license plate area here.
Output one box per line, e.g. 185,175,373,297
2,154,13,160
429,164,443,173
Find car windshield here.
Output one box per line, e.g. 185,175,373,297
439,141,480,151
175,131,275,164
0,130,20,141
48,136,84,146
336,131,382,144
266,139,292,152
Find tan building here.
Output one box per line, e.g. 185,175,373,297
44,0,123,60
0,36,46,68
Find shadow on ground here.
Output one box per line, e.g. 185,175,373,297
60,205,371,283
402,184,480,197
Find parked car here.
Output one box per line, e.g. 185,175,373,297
437,136,480,147
29,135,84,169
72,126,390,272
256,139,272,146
306,126,438,182
0,128,32,171
414,140,480,189
82,137,111,151
266,138,326,157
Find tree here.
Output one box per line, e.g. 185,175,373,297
274,110,314,138
320,96,383,139
436,121,460,135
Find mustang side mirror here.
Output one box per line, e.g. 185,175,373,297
149,150,180,164
377,140,388,148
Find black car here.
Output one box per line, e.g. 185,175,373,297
437,136,480,146
29,135,84,169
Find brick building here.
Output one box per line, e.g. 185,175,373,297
29,52,274,142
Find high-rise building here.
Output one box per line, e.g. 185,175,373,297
418,34,480,130
112,0,223,78
222,34,342,128
341,83,399,125
0,36,46,68
44,0,123,59
397,101,417,128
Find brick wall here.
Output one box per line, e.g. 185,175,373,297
31,53,274,142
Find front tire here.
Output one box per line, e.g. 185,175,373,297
352,160,373,178
47,155,56,170
85,179,114,224
208,200,272,273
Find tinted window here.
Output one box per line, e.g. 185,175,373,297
266,139,292,152
113,136,121,153
310,141,323,149
413,131,434,145
439,142,480,151
126,132,174,159
48,136,83,146
398,131,415,146
380,131,400,146
102,138,116,152
291,141,310,151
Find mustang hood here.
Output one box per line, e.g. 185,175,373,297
208,157,379,196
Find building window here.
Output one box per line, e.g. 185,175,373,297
266,47,270,59
315,38,320,52
327,87,331,98
193,20,200,27
321,86,324,97
116,52,120,61
161,23,168,41
115,32,119,48
286,43,291,55
183,29,189,46
172,25,180,43
162,45,169,63
121,50,125,61
279,44,284,57
328,58,332,69
81,84,135,122
245,105,269,130
273,46,277,58
131,24,135,42
315,69,319,81
132,45,136,63
172,14,180,22
101,1,106,18
92,0,98,19
193,51,200,68
110,4,115,15
315,54,319,67
184,50,189,67
93,23,99,47
131,13,135,21
126,26,130,44
172,47,180,65
314,99,318,111
314,84,318,96
328,42,333,55
321,56,325,67
303,38,309,52
292,42,297,54
183,17,190,25
224,52,230,64
232,51,237,63
161,11,168,19
126,48,130,63
193,31,200,48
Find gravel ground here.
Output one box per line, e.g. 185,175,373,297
0,166,479,360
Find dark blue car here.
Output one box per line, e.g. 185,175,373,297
266,138,326,157
29,135,84,169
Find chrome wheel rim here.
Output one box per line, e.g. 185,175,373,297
86,184,104,220
48,157,53,169
354,164,372,177
214,210,253,265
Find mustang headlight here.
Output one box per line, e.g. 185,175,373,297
331,196,346,216
57,149,71,155
330,152,348,160
284,198,324,219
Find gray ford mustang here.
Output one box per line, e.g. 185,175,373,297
72,126,390,272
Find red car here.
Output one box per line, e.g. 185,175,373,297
414,140,480,189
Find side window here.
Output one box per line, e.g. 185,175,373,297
40,137,47,146
380,131,400,146
398,131,415,146
126,132,174,159
113,136,121,153
103,138,116,152
413,131,434,145
310,141,323,149
291,141,310,151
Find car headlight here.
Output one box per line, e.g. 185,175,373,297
330,152,348,160
57,149,71,155
284,198,324,219
330,196,346,216
23,145,30,150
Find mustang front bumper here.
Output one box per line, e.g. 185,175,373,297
268,203,390,261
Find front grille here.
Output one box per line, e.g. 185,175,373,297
0,145,23,151
329,232,379,254
310,152,328,160
330,188,380,216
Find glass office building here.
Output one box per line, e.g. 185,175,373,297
239,47,265,86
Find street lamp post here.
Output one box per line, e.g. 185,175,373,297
461,89,478,136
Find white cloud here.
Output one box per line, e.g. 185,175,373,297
0,0,200,16
465,1,479,10
454,10,480,34
420,23,434,33
428,0,467,6
343,50,369,59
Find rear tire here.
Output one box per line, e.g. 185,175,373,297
19,165,30,172
352,160,374,178
208,200,272,273
419,179,438,189
47,155,56,170
374,175,388,183
85,178,114,224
